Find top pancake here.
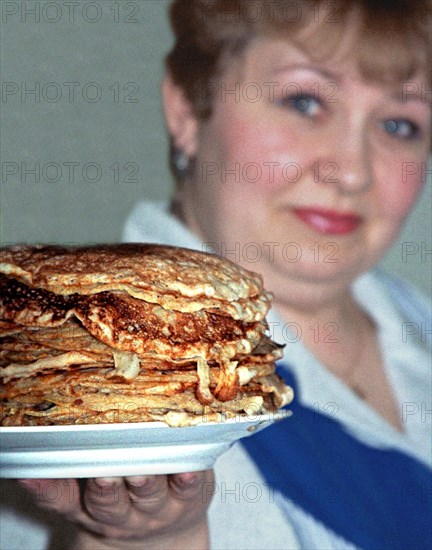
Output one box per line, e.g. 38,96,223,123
0,244,270,321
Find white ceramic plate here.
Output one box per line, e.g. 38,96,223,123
0,412,289,478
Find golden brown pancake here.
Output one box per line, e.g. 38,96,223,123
0,244,293,426
0,244,270,321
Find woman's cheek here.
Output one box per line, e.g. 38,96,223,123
224,144,303,192
223,118,303,191
379,167,426,221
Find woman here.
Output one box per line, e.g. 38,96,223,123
6,1,431,548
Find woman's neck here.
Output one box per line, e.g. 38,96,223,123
271,272,403,432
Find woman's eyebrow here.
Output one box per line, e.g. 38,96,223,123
271,63,339,81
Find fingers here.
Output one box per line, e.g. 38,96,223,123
124,475,169,513
170,470,215,502
84,478,131,525
122,471,214,516
18,470,215,543
121,471,213,512
83,474,184,524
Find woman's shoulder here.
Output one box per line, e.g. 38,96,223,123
355,268,431,325
122,199,204,251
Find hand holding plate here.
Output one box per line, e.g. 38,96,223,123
19,472,214,550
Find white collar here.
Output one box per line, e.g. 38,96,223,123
269,272,431,465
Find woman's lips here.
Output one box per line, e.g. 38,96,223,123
292,208,363,235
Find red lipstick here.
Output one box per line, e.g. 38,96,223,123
292,208,362,235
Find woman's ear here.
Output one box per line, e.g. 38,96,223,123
162,75,199,158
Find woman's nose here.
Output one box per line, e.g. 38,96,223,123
317,125,373,195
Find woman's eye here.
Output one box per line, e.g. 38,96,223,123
282,94,322,117
382,119,420,140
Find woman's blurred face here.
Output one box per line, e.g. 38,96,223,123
181,33,431,301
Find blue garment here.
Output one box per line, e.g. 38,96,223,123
243,365,432,550
242,273,432,549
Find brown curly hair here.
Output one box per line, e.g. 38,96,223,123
166,0,431,120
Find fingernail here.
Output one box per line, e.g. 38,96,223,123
94,477,118,487
177,473,198,486
126,475,152,487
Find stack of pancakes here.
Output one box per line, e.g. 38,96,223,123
0,244,292,427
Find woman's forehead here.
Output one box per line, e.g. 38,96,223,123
231,26,429,92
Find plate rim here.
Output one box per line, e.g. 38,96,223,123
0,410,290,434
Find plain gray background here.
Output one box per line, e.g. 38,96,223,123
1,0,431,295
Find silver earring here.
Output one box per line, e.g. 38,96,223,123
172,148,190,179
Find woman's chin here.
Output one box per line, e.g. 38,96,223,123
265,253,372,292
